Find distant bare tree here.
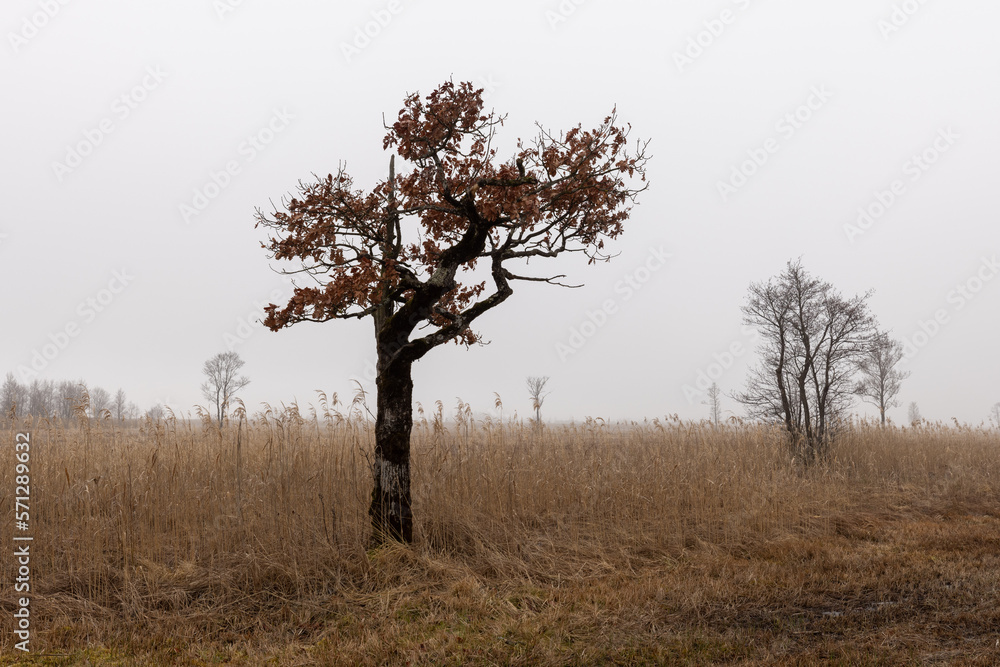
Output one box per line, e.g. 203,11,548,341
907,401,922,426
201,351,251,426
990,402,1000,428
27,379,56,418
526,376,550,426
56,380,76,420
736,260,876,459
113,388,128,420
90,387,111,418
704,382,722,426
146,404,165,421
854,332,910,426
1,373,25,420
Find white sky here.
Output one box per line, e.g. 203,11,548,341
3,1,998,424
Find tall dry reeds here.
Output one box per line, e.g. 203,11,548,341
1,401,998,651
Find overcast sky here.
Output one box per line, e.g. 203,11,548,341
3,1,998,424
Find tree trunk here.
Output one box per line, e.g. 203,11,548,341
369,358,414,545
797,371,815,459
367,153,414,546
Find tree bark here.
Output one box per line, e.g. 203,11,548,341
369,356,414,545
775,334,795,441
367,153,416,546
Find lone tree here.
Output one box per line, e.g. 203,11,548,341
704,382,722,426
853,331,910,426
736,260,876,460
526,376,550,426
201,351,250,426
257,80,649,544
907,401,922,426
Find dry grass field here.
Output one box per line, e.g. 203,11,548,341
1,398,999,665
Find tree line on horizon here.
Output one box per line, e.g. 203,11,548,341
0,350,250,426
1,374,142,421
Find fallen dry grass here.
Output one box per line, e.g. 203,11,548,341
1,403,999,665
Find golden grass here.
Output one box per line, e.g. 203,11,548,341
1,404,999,665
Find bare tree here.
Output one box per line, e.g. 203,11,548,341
736,260,876,459
1,373,25,420
854,332,910,426
704,382,722,426
201,351,251,426
990,402,1000,428
907,401,922,426
526,376,550,426
146,404,165,421
55,380,76,420
113,388,128,421
90,387,111,418
26,379,56,418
